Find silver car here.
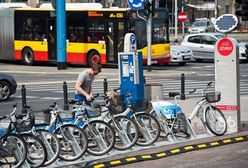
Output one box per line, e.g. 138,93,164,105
188,19,215,34
181,33,248,62
170,45,193,65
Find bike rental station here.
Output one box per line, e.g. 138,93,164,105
0,4,243,167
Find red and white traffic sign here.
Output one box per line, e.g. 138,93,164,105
217,38,234,56
178,12,187,23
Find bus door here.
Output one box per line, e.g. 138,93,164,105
105,20,126,63
48,19,56,61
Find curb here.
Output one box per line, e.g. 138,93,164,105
86,135,248,168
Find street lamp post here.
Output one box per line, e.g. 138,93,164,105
175,0,178,42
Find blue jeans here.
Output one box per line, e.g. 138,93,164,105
74,94,91,106
74,94,99,118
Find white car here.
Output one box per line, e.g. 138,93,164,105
170,45,193,65
188,19,215,34
181,33,248,62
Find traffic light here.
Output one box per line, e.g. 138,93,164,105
235,0,248,21
143,0,155,18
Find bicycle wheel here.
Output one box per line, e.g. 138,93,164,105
205,105,227,136
21,133,47,168
150,109,167,138
172,113,190,138
83,120,115,156
54,124,88,161
108,116,139,150
135,113,160,146
35,129,60,166
0,134,27,168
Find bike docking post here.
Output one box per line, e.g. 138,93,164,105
103,78,108,95
63,81,69,111
180,73,185,100
21,85,27,114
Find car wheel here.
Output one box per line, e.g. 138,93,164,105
179,62,186,66
0,81,11,101
87,51,101,67
22,47,34,65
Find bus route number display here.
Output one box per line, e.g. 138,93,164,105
128,0,145,11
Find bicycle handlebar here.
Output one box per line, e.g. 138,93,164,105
188,81,213,95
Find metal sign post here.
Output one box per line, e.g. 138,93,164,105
215,38,240,133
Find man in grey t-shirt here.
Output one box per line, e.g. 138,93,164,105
74,64,101,105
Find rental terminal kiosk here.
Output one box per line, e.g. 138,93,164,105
118,33,144,109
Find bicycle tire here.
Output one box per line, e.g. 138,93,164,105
0,134,27,168
21,133,47,168
149,109,167,138
83,120,115,156
108,116,139,150
135,113,160,146
173,113,190,138
35,129,60,166
54,124,88,161
205,106,227,136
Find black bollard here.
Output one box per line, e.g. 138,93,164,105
21,85,27,113
63,81,69,110
181,73,185,100
103,78,108,95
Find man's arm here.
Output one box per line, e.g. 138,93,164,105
75,80,92,101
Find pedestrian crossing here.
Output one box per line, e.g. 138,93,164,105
15,78,248,101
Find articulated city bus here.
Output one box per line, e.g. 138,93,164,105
0,3,170,66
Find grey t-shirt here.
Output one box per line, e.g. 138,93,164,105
75,70,95,94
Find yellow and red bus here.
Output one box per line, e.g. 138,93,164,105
0,3,170,66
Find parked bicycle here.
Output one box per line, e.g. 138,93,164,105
69,98,116,156
151,81,227,137
112,89,161,146
0,105,27,168
187,81,227,136
8,104,47,168
96,89,139,150
38,102,88,161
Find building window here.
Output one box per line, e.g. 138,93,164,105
225,6,230,14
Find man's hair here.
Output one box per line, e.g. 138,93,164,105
91,64,102,73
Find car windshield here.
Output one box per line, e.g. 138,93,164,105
214,34,226,39
192,21,207,27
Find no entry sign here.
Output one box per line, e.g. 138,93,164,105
178,12,187,23
217,38,234,56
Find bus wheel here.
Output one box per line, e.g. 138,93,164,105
87,51,100,67
22,48,34,65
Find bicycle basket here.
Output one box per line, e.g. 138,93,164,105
15,113,35,133
206,91,221,103
107,94,125,114
32,109,51,125
83,104,101,118
152,101,182,119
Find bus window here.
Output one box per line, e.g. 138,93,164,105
15,17,46,41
